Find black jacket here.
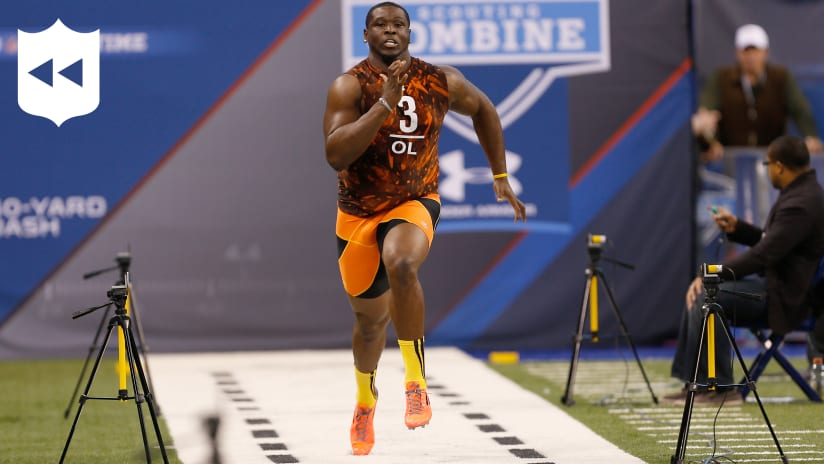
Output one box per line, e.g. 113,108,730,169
723,170,824,334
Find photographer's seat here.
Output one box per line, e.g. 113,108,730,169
738,255,824,402
738,316,820,402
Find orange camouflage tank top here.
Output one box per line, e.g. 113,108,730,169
337,57,449,217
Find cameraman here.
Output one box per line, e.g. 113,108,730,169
666,135,824,404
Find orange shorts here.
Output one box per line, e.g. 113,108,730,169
336,194,440,298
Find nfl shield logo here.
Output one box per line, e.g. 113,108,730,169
17,19,100,127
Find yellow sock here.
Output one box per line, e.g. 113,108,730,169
354,367,377,407
398,338,426,389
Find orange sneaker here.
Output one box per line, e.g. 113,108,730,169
350,402,376,455
404,381,431,429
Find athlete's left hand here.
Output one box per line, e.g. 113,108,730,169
493,178,527,222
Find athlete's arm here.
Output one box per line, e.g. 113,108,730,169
324,61,408,171
323,74,387,171
442,65,527,222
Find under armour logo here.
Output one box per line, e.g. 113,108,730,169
17,19,100,126
440,150,522,202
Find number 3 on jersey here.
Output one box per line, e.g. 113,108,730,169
398,96,417,133
390,95,421,156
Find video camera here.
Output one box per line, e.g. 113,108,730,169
701,263,723,281
107,272,130,307
701,263,723,298
115,251,131,270
587,234,606,261
106,284,128,300
588,234,607,249
71,280,129,320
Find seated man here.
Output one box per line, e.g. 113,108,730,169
668,135,824,404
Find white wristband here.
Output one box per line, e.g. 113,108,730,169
378,97,393,113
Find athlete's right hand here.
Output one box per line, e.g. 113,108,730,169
493,178,527,223
380,59,408,107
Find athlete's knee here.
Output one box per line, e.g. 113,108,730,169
383,253,420,285
382,242,422,279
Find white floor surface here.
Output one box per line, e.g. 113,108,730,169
148,347,644,464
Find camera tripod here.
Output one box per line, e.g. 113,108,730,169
63,251,159,418
562,234,658,406
671,264,786,464
60,273,168,464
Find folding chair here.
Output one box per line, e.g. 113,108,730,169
738,316,821,402
738,255,824,402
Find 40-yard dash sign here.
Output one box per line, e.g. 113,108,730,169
0,195,107,239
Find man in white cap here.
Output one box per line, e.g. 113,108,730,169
692,24,823,162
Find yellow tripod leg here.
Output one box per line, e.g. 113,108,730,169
117,293,130,400
589,275,599,342
707,312,716,391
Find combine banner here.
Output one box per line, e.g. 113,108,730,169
344,0,610,228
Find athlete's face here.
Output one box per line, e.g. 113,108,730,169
363,6,410,62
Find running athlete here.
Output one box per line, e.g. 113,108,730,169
323,1,527,456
